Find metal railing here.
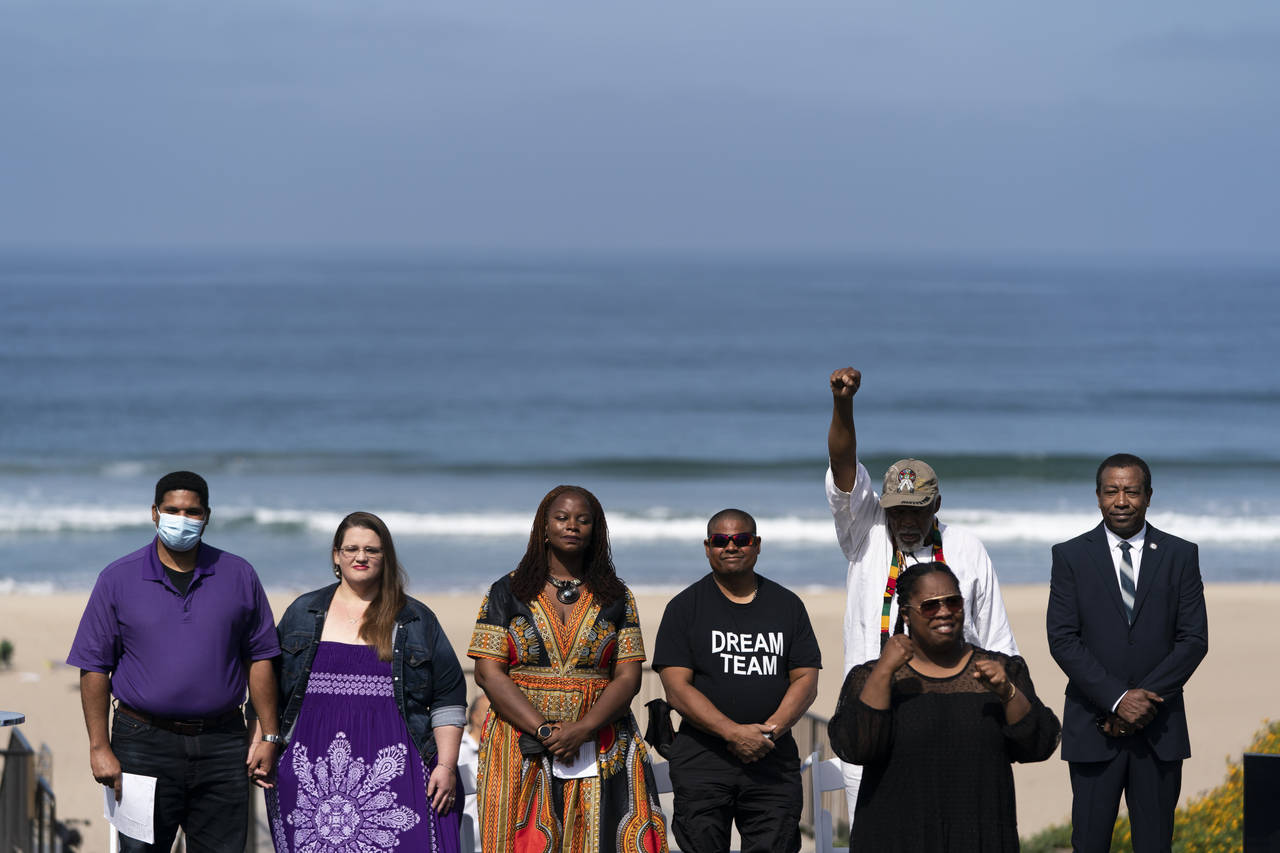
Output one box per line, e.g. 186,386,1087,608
2,727,78,853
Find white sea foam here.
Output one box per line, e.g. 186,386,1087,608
100,461,149,478
0,503,260,533
0,502,1276,545
0,577,57,595
0,504,147,533
943,510,1280,546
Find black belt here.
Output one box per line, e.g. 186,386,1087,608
116,703,243,736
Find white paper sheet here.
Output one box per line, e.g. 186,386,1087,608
552,740,598,780
550,737,599,778
104,773,156,844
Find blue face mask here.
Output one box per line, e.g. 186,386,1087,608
156,513,205,552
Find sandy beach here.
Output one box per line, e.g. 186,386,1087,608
2,583,1275,844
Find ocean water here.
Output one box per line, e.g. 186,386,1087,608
1,250,1277,596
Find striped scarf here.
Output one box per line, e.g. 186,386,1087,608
880,521,946,648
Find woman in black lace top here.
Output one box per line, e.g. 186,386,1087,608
828,562,1060,852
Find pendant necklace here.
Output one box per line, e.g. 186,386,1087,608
548,576,583,604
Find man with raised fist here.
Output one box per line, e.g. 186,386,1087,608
825,367,1018,817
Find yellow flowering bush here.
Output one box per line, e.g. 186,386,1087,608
1024,719,1280,853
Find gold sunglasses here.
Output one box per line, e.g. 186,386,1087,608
903,594,963,617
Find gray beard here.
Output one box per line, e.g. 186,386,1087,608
894,534,930,556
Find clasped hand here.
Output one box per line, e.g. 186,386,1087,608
542,720,594,762
1108,688,1163,735
1100,715,1130,737
1116,688,1162,725
726,723,777,763
246,739,279,789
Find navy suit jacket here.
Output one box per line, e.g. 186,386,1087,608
1046,523,1208,763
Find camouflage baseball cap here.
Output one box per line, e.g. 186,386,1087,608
879,459,939,508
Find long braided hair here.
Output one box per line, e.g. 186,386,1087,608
510,485,626,606
892,561,961,636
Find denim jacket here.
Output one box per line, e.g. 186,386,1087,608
274,584,467,761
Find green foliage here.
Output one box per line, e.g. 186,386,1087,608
1021,719,1280,853
0,637,13,666
1020,821,1072,853
834,818,849,846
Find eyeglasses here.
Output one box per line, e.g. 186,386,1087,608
707,533,758,549
338,545,383,558
904,594,963,617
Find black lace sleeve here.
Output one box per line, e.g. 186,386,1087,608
827,663,893,766
1000,655,1062,764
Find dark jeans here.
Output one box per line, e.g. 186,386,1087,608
668,732,803,853
110,711,249,853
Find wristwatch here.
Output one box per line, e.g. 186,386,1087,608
536,722,555,741
261,734,285,745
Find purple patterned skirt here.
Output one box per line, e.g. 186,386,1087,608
267,642,462,852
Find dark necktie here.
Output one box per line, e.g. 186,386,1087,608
1118,541,1136,623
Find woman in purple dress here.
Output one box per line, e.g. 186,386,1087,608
266,512,468,852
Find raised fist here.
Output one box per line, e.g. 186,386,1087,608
972,658,1014,701
876,633,915,673
830,367,861,398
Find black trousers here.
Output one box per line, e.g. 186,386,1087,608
668,733,803,853
110,711,249,853
1068,739,1183,853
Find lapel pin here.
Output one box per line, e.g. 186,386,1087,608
1149,543,1157,550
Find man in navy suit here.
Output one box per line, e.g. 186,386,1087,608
1047,453,1208,852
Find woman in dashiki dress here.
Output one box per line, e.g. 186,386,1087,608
469,485,668,853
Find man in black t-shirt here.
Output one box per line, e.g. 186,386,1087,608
653,508,822,853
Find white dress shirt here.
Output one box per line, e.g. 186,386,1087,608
1104,522,1148,712
1103,522,1147,588
826,462,1019,675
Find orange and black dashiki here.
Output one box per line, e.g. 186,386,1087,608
468,574,668,853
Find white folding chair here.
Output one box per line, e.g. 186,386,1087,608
802,751,849,853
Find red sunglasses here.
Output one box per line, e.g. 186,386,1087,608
707,533,758,548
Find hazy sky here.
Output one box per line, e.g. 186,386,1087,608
3,1,1278,255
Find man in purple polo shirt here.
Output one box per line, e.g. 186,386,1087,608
68,471,282,852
